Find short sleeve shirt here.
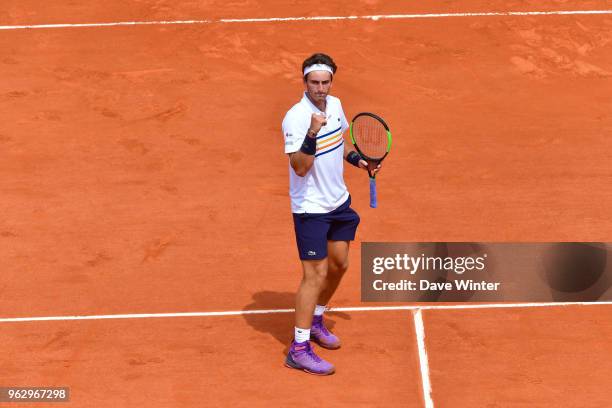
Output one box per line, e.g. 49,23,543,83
282,92,350,214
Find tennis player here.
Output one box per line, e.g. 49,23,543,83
282,53,381,375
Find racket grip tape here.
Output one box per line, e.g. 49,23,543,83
369,177,377,208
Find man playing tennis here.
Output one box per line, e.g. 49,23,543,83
282,53,380,375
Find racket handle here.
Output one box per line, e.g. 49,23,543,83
369,177,377,208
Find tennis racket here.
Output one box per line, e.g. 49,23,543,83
349,112,392,208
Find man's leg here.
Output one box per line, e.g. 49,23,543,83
318,198,359,307
310,240,349,349
286,257,335,375
318,240,350,305
295,258,328,330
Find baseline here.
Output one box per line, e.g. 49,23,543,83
1,301,611,323
1,9,612,30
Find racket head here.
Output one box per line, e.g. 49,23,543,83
349,112,392,176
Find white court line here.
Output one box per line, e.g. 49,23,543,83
0,9,611,30
414,309,434,408
1,301,611,323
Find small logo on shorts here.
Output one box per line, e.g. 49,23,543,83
308,250,317,256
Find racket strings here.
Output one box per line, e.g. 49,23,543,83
352,116,388,160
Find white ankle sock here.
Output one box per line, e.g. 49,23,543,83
295,327,310,343
314,304,326,316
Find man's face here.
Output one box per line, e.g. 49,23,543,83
304,71,332,104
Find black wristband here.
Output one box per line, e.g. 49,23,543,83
346,151,362,167
300,135,317,155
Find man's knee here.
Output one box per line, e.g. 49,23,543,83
327,241,350,274
329,258,349,275
302,260,328,285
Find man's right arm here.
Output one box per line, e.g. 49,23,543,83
286,113,327,177
289,128,317,177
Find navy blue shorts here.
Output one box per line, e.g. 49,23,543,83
292,196,360,260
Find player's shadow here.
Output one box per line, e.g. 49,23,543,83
242,291,351,354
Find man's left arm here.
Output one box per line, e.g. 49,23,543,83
343,138,382,175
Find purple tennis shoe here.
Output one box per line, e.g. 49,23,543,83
285,341,335,375
310,315,341,349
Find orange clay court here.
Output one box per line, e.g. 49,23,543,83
1,1,612,407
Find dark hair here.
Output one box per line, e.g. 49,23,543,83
302,53,337,80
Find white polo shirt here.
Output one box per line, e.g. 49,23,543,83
282,92,350,214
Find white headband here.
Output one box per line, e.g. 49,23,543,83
303,64,334,77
